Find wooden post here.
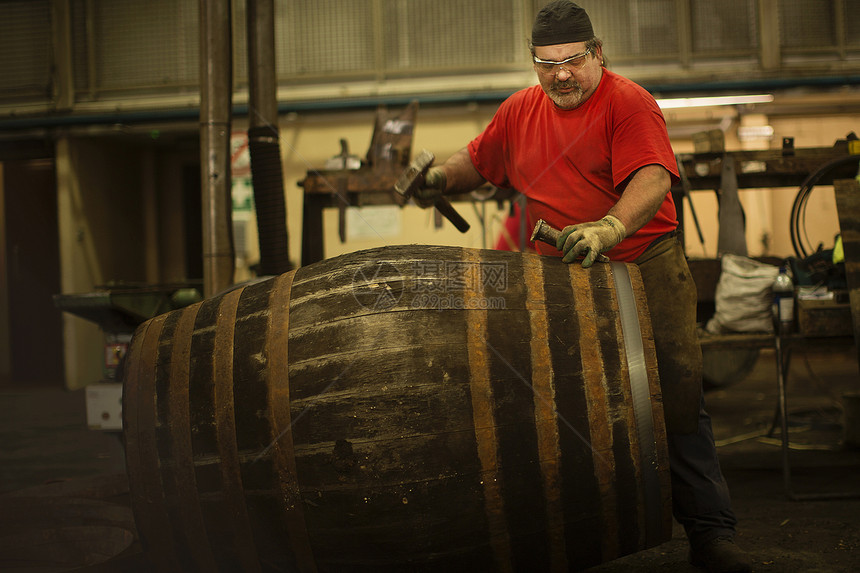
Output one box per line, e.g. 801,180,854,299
758,0,781,71
834,177,860,364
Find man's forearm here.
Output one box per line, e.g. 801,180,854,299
607,164,671,235
439,147,487,194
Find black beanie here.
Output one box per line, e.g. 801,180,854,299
532,1,594,46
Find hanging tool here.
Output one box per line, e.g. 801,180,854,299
675,154,706,251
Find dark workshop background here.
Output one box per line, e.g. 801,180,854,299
0,0,858,390
0,2,859,572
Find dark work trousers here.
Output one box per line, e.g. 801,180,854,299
635,235,738,548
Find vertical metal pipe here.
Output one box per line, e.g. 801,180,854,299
200,0,235,297
247,0,277,123
247,0,291,275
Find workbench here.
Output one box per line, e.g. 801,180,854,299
671,138,858,257
297,100,517,266
299,171,513,266
694,176,860,501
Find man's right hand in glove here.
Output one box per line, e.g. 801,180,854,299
412,167,447,208
556,215,627,267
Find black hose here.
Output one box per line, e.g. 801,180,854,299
789,154,860,258
248,125,292,275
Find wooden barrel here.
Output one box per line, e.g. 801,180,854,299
123,245,671,572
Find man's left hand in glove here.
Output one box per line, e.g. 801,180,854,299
556,215,627,267
411,167,447,208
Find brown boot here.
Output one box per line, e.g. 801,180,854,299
689,536,752,573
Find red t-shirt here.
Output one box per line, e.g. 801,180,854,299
493,202,536,252
468,70,679,262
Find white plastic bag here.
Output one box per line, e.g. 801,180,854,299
706,254,779,334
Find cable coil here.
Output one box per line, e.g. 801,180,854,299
789,154,860,258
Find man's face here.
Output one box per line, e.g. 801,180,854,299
533,41,602,110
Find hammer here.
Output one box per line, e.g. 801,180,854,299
394,150,470,233
531,219,610,263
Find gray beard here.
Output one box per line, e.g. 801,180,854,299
548,82,585,109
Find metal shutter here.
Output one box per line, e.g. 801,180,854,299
0,1,53,102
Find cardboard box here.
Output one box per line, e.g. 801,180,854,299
797,298,853,337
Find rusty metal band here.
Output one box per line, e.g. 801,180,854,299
267,271,317,572
129,314,182,570
609,262,662,547
123,321,149,556
166,303,217,570
523,255,568,572
213,286,262,572
463,249,513,572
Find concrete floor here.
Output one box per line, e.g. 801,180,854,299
591,344,860,573
1,345,859,572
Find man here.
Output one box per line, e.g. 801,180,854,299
414,2,752,572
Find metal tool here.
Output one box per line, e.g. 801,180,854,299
394,149,470,233
531,219,610,263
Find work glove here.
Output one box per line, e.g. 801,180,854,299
412,167,447,208
556,215,627,267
